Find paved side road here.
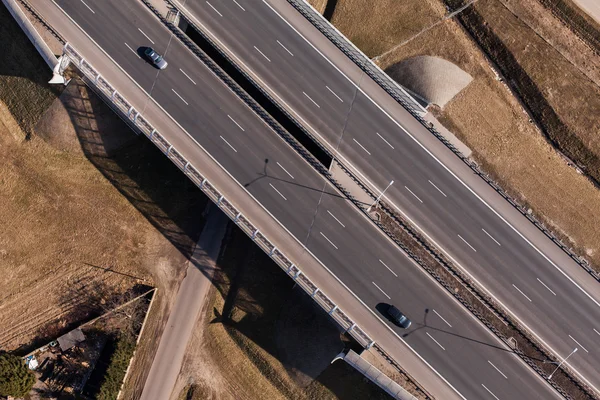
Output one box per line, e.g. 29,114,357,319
572,0,600,23
140,206,228,400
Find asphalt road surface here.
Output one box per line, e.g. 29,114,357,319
31,0,561,397
173,0,600,392
572,0,600,23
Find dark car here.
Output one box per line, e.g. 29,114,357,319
387,305,411,329
144,47,168,70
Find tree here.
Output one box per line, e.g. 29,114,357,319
0,352,35,397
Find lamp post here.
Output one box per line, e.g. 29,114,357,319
368,180,394,212
548,347,577,380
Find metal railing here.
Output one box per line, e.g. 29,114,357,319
60,42,375,349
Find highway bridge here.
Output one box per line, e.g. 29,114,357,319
21,0,575,398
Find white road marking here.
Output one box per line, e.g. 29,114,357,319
594,328,600,337
428,180,447,197
124,43,141,59
232,0,245,11
276,162,294,179
269,183,287,201
219,135,237,152
302,91,320,108
405,186,423,203
179,68,197,85
512,284,532,302
171,89,189,105
79,0,95,13
254,46,271,62
376,132,395,149
277,40,294,56
227,115,245,131
537,278,556,296
458,234,476,252
327,210,345,228
569,335,588,353
206,1,223,16
352,138,371,155
482,228,501,246
137,28,155,44
320,232,338,250
326,86,344,102
372,281,391,299
432,309,452,327
426,332,445,350
481,384,500,400
379,259,398,277
488,360,508,379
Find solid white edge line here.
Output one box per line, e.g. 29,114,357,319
171,88,189,105
481,384,500,400
379,259,398,277
302,91,320,108
206,1,223,17
327,210,345,228
537,278,557,296
594,328,600,337
227,114,245,131
319,231,338,250
269,183,287,201
276,161,294,179
53,2,470,397
253,45,272,62
352,138,371,155
372,281,391,299
432,309,452,328
326,85,344,102
137,27,155,44
426,332,446,351
219,135,237,153
232,0,245,11
482,228,501,246
276,39,294,56
124,42,141,59
512,284,532,302
179,68,197,85
458,234,476,252
376,132,395,149
405,186,423,203
568,335,588,353
428,180,447,197
488,360,508,379
79,0,95,14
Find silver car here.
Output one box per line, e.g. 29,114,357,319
144,47,168,70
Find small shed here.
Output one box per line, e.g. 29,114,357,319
57,328,86,352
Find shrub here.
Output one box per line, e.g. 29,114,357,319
0,352,35,397
96,335,136,400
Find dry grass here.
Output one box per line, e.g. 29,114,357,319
306,0,329,14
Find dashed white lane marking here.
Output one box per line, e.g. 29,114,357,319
379,259,398,277
276,162,294,179
179,68,197,85
482,228,501,246
254,46,271,62
432,309,452,327
269,183,287,201
428,180,447,197
512,284,532,302
124,43,141,59
80,0,95,13
372,281,391,299
376,132,395,149
171,89,189,105
405,186,423,203
233,0,245,11
327,210,345,228
594,328,600,337
326,86,344,102
488,360,508,379
537,278,556,296
277,40,294,56
302,91,320,108
227,115,245,131
219,135,237,152
137,28,155,44
206,1,223,16
481,384,500,400
458,234,476,252
569,335,588,353
426,332,445,350
352,138,371,155
320,231,338,250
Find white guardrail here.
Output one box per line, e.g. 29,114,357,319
60,42,375,349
